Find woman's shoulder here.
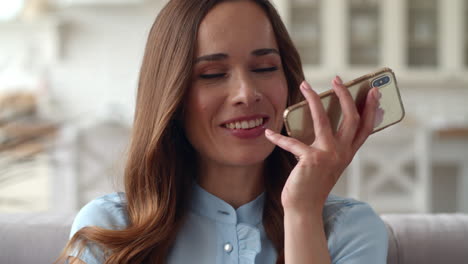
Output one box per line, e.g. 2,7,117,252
323,193,389,237
322,194,389,261
323,193,374,221
69,192,129,238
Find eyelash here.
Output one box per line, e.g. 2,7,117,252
200,66,278,79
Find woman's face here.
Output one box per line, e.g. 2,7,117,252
184,0,288,167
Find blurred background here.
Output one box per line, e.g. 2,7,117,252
0,0,467,215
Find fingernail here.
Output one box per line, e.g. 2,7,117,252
265,129,274,136
303,80,313,90
335,75,343,85
374,108,384,128
300,81,307,91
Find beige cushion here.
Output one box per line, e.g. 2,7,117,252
382,214,468,264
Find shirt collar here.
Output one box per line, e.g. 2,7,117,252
190,182,265,226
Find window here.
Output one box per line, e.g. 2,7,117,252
290,0,321,65
408,0,438,67
0,1,24,21
348,0,380,66
465,0,468,67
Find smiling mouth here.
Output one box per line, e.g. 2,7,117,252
222,117,269,130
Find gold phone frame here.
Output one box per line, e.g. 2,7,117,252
283,67,405,142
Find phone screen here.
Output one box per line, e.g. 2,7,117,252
283,68,405,145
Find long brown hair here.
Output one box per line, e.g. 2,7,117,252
55,0,304,263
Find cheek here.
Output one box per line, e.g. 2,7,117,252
276,84,288,107
265,79,288,131
186,98,210,129
267,72,288,102
184,98,210,153
265,78,288,112
184,89,221,136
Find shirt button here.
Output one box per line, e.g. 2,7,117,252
224,243,233,253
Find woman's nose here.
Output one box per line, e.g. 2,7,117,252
230,73,262,107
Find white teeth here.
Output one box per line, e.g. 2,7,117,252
224,118,265,130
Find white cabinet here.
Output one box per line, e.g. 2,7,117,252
56,0,145,6
276,0,468,86
276,0,468,213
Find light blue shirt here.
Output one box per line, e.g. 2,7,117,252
68,183,388,263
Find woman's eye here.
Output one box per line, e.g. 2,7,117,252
199,67,278,79
200,73,226,79
252,66,278,73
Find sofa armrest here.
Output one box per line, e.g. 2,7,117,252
382,214,468,264
0,213,76,264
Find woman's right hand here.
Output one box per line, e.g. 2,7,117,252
265,76,382,215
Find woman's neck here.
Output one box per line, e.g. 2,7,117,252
196,160,265,209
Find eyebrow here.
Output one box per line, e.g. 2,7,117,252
195,48,280,64
252,48,280,56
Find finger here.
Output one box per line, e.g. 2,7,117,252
333,75,361,145
374,107,385,128
300,81,335,147
352,87,381,151
264,128,310,158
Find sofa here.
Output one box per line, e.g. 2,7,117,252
0,213,467,264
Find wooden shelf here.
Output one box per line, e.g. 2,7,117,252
0,120,58,153
435,127,468,139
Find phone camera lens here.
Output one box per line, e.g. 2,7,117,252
373,75,391,87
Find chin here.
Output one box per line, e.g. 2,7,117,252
221,146,274,166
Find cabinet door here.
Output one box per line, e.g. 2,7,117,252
408,0,439,67
348,0,380,66
290,0,321,65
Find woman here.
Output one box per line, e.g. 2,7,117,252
57,0,387,263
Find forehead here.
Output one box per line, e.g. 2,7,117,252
196,1,278,56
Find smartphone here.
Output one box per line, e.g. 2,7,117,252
283,67,405,145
